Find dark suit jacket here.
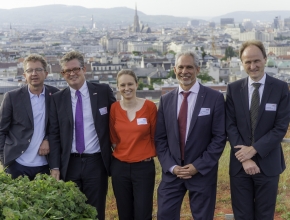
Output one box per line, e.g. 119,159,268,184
48,81,116,180
226,74,290,176
0,84,59,166
155,83,226,186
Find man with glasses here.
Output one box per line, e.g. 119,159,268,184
0,54,59,180
48,51,115,220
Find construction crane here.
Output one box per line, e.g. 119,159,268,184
211,29,217,56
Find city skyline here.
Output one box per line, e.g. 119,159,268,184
0,0,290,18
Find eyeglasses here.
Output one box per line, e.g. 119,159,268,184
61,67,83,75
25,68,45,74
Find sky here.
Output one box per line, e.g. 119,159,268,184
0,0,289,18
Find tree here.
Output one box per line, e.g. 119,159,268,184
202,51,207,60
167,69,176,79
137,81,144,90
132,51,141,56
168,50,176,55
197,70,214,83
222,46,237,60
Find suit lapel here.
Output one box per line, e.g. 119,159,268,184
187,84,205,136
63,88,73,126
44,85,51,127
21,85,33,127
87,82,98,123
257,75,273,124
240,78,251,132
171,88,179,141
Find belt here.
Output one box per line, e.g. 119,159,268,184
142,157,153,162
70,153,99,158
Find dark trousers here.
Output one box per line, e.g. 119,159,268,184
230,169,279,220
65,153,108,220
157,179,217,220
111,157,156,220
6,161,49,180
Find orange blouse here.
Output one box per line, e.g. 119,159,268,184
110,100,157,162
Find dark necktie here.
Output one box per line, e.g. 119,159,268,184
75,90,85,154
250,83,261,145
178,91,191,161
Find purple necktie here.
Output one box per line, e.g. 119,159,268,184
178,91,191,161
75,90,85,154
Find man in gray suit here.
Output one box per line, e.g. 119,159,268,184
0,54,59,180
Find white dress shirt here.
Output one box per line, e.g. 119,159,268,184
16,87,47,167
248,74,266,109
169,81,200,173
70,81,100,153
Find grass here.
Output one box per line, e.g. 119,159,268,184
1,142,290,219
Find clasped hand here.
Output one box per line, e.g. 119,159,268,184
173,164,198,179
234,145,257,162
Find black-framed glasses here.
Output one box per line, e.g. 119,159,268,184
61,67,83,75
25,68,45,74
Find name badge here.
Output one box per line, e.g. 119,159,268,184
198,108,210,116
137,118,147,125
265,103,277,111
99,107,108,115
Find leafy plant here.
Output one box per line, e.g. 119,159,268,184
0,172,97,219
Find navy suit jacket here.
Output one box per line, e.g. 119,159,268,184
48,82,116,180
155,83,226,186
0,84,59,166
226,74,290,176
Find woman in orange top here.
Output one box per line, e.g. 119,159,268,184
110,69,157,220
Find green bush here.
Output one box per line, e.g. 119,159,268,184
0,172,97,219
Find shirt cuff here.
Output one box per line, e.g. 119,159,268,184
169,165,177,174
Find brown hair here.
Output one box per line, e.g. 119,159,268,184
239,40,267,60
23,54,47,71
117,69,138,85
60,51,84,69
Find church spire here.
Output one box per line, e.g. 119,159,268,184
135,3,137,15
133,3,140,32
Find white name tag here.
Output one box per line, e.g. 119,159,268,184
99,107,108,115
198,108,210,116
265,103,277,111
137,118,147,125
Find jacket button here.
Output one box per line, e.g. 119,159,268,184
28,139,31,143
21,151,24,154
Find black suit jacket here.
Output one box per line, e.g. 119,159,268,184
48,82,116,180
0,84,59,166
155,83,226,186
226,74,290,176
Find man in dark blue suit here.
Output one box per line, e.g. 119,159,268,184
155,51,226,220
226,40,290,220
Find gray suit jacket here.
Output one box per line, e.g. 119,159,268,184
48,82,116,180
0,84,59,166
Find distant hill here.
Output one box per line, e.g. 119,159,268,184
0,5,190,27
1,5,289,28
211,11,290,23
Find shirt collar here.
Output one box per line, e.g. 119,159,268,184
69,81,88,98
178,81,200,94
28,86,45,98
248,74,266,87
